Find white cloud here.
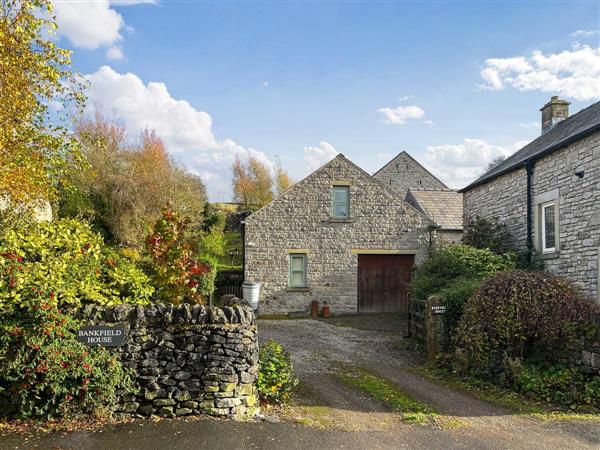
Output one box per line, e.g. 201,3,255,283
84,66,274,199
304,142,339,171
571,29,598,37
377,105,426,125
105,45,124,60
109,0,158,5
51,0,153,58
424,138,530,188
479,45,600,101
398,95,415,102
377,152,392,161
53,1,124,49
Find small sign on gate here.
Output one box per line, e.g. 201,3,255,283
76,325,127,347
431,305,446,315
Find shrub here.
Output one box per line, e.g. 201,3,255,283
0,292,134,419
462,216,512,254
146,205,214,304
0,219,153,312
515,363,600,409
453,270,598,377
438,277,481,341
257,340,298,404
410,244,515,300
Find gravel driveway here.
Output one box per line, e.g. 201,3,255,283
259,318,600,449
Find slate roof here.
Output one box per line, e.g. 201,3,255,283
459,101,600,192
406,189,463,230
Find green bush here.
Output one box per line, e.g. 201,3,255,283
257,340,298,404
515,363,600,409
462,216,512,254
410,244,515,300
453,270,598,377
438,277,481,341
0,219,153,311
0,292,135,419
145,206,214,304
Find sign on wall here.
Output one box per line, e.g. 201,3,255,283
431,305,447,315
76,325,127,347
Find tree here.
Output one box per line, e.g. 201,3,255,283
59,114,207,247
231,155,287,210
483,156,507,175
232,156,254,209
248,156,274,207
275,157,293,195
0,0,84,204
462,216,512,254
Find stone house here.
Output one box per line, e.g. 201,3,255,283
243,154,431,315
460,97,600,301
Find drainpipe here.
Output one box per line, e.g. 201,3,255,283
525,159,534,260
240,220,246,278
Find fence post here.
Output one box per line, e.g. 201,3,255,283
425,295,446,361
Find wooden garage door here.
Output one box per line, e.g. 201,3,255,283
357,254,414,313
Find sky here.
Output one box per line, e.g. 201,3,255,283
50,0,600,201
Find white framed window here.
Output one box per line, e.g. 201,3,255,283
541,201,556,253
289,254,307,288
332,186,349,219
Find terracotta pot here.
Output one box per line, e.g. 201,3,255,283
310,300,320,318
321,305,331,318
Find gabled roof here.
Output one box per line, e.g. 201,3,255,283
245,153,429,223
373,151,448,189
460,101,600,192
406,189,463,230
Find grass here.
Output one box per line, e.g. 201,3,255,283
336,366,437,423
217,231,243,270
415,365,600,421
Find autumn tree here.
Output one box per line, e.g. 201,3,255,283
59,114,206,247
248,156,274,207
0,0,84,204
232,155,291,210
274,157,293,195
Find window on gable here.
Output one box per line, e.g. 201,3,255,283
289,254,307,288
332,186,349,219
541,201,556,253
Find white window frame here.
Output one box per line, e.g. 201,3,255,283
331,186,350,219
541,201,556,254
288,253,307,288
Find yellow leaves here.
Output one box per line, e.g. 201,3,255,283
0,0,83,202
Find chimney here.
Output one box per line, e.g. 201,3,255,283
540,96,570,134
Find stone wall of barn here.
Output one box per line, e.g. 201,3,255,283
80,303,259,418
244,155,429,315
373,152,447,196
463,130,600,301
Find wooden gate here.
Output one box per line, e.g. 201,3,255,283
357,254,414,313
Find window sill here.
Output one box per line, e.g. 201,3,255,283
536,251,560,260
329,218,354,223
286,287,310,292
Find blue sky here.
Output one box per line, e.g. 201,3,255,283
52,1,600,200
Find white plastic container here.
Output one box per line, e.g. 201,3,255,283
242,282,261,311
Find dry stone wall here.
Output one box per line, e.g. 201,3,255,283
79,303,259,418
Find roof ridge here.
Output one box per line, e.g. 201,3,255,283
373,151,449,189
